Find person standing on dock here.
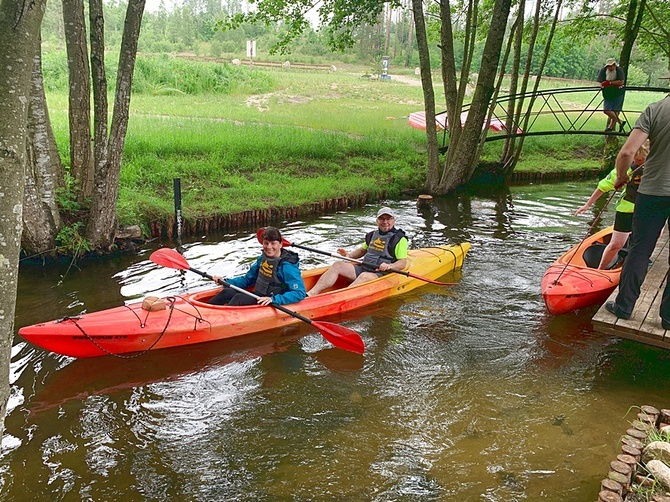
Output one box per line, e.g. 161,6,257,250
596,58,626,132
306,207,408,296
606,92,670,327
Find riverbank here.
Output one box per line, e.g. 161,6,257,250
143,165,603,240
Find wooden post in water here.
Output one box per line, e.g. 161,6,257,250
174,178,183,246
417,194,433,208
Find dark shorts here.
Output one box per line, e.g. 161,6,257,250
614,211,633,233
604,94,624,112
353,265,384,278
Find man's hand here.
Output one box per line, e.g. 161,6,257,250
614,175,629,189
601,80,611,87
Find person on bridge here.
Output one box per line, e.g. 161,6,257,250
596,58,626,132
306,207,408,296
209,226,306,306
605,93,670,327
575,140,649,269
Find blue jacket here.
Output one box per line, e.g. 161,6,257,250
226,250,306,306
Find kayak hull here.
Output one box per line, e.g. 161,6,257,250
19,244,470,357
541,227,621,315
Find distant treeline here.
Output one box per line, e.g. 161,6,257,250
39,0,666,85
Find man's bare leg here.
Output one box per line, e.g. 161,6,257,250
307,262,357,296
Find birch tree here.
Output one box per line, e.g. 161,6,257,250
23,41,64,256
0,0,47,435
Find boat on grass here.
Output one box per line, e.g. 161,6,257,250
19,244,470,358
541,227,624,315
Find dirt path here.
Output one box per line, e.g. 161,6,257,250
389,74,422,86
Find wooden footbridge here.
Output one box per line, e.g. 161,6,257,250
592,233,670,349
431,85,669,152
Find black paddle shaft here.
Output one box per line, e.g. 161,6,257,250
189,267,314,325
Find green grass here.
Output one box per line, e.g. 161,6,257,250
42,57,668,231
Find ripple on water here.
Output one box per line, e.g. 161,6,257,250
8,182,654,500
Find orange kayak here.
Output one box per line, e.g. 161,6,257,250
541,227,623,315
19,244,470,357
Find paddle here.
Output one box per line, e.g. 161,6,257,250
150,248,365,354
256,228,457,286
554,164,645,284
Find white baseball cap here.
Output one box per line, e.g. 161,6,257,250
376,207,396,218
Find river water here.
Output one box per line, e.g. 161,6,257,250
3,180,670,500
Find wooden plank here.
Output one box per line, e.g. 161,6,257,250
594,323,670,350
592,233,670,348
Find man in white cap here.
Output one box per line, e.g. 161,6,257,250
306,207,408,296
605,84,670,326
596,57,626,132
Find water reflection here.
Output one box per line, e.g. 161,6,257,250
7,180,670,500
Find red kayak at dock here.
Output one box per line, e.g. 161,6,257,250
541,227,623,315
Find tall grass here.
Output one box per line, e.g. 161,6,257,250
41,51,275,95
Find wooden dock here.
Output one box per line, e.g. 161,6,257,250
592,233,670,348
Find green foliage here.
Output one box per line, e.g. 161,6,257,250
55,172,81,214
132,55,275,94
41,51,275,95
56,222,91,258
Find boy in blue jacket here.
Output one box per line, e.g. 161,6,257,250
209,227,306,306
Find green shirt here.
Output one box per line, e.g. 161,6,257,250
597,167,636,213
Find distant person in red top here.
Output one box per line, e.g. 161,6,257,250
596,58,626,132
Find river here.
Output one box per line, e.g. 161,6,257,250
3,180,669,500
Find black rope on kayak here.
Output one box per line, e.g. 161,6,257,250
71,297,179,359
169,295,212,332
548,265,614,287
417,246,447,262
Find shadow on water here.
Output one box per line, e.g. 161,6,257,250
27,321,366,415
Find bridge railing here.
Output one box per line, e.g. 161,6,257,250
439,86,669,149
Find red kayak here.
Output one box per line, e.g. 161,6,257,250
541,227,624,315
19,244,470,357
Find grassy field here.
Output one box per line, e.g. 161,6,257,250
44,61,668,230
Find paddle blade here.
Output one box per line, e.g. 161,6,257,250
256,228,291,247
150,248,190,271
312,321,365,354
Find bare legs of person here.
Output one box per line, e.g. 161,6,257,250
598,230,630,269
604,110,623,131
306,261,373,297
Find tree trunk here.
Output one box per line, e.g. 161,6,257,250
86,0,146,249
410,0,440,189
405,4,414,68
384,2,392,56
506,0,563,175
63,0,94,200
429,0,512,193
619,0,645,77
0,0,46,437
501,2,524,163
23,41,64,257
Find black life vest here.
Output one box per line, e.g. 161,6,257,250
254,249,298,296
363,227,406,268
623,165,644,204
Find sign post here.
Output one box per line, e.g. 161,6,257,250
381,56,390,81
246,40,256,68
